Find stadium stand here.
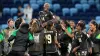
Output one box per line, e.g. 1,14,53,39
0,0,100,29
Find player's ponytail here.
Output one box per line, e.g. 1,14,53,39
46,21,54,31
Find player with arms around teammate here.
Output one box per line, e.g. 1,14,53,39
28,19,44,56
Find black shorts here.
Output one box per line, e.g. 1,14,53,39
7,50,25,56
91,53,100,56
29,51,43,56
60,42,68,52
46,52,59,56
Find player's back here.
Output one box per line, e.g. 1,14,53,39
44,30,57,53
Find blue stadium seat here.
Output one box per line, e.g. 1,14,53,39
96,4,100,11
20,0,29,4
70,8,78,16
96,16,100,20
80,0,87,4
53,4,61,12
11,8,18,16
45,0,52,4
13,0,23,6
20,0,24,3
14,0,25,4
95,16,100,24
3,8,10,15
1,24,8,29
82,4,90,12
13,16,18,21
88,0,95,5
31,4,39,10
14,0,19,4
37,0,44,6
95,0,100,4
75,4,82,10
62,8,70,16
96,21,100,24
24,4,29,8
72,0,79,4
29,0,37,4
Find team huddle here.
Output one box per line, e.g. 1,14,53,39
0,3,100,56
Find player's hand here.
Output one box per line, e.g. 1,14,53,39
42,22,47,27
61,24,66,31
89,48,92,54
72,48,77,53
58,44,61,48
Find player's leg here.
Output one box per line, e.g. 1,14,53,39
7,51,17,56
17,51,25,56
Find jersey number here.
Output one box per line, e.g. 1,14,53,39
46,34,52,44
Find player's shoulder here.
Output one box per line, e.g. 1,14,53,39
49,11,53,14
44,30,53,33
43,29,55,34
39,11,44,14
40,10,43,12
